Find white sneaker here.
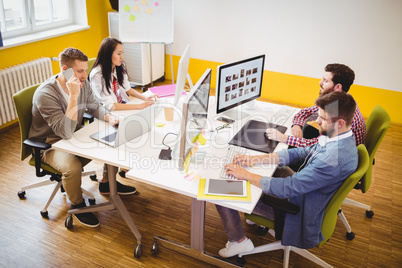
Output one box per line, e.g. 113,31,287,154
218,238,254,258
246,219,256,225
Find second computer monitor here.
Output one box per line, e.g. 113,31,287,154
173,44,191,106
216,55,265,120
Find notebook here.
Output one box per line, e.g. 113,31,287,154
90,106,161,147
228,119,287,153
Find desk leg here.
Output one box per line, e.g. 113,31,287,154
153,197,243,267
107,165,142,257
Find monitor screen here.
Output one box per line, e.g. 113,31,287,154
216,55,265,116
178,69,212,169
173,44,191,106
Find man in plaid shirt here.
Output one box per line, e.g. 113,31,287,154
266,63,366,147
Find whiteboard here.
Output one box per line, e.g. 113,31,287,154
119,0,174,44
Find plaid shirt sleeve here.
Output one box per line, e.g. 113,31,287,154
351,105,367,146
292,106,319,126
287,135,319,147
287,104,367,148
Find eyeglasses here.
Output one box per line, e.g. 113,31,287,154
215,123,231,132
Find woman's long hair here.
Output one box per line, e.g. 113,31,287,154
91,37,127,94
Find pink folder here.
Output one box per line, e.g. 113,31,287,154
149,84,187,98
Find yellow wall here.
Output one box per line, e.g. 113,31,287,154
165,55,402,125
0,0,114,72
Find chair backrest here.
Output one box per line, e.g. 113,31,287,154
360,105,391,193
87,58,96,76
319,144,369,247
12,84,40,161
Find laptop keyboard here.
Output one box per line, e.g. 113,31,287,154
220,145,247,180
102,131,117,143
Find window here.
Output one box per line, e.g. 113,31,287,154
0,0,88,48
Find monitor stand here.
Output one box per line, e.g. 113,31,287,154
221,106,250,121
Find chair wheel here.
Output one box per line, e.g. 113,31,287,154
88,198,96,205
346,232,355,240
119,170,126,178
366,210,374,218
18,190,26,199
65,215,73,229
256,226,269,236
90,174,97,181
40,210,49,218
151,240,159,255
237,256,246,265
134,244,143,258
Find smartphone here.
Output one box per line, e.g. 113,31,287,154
63,67,74,81
217,116,235,124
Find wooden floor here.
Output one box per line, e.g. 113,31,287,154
0,111,401,267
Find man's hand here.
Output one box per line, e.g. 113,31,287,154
265,128,288,143
104,114,119,125
291,125,303,138
66,75,81,98
232,154,260,167
224,163,251,180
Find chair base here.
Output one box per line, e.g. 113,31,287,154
239,229,332,268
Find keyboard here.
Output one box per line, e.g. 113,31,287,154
220,145,247,180
102,131,117,143
273,105,295,125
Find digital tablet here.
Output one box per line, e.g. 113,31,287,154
204,179,247,197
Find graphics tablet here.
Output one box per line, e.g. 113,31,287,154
204,179,247,197
229,120,287,153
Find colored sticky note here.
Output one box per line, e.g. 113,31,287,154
141,0,148,6
133,4,140,12
197,134,207,145
191,134,199,144
155,123,165,127
155,2,159,7
146,7,153,15
123,4,131,12
129,15,136,22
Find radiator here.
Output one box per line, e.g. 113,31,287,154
0,57,53,125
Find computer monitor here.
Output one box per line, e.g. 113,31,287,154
178,69,212,169
216,55,265,120
173,44,191,106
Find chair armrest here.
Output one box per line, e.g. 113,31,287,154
261,194,300,215
23,139,52,177
83,112,94,125
23,139,51,150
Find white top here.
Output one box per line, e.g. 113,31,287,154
89,65,131,110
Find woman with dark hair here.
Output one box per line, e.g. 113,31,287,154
89,37,157,111
90,37,158,192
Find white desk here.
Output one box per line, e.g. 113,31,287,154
52,96,298,264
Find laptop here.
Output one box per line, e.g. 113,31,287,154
90,106,161,147
228,119,287,153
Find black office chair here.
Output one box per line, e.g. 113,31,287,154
13,83,97,218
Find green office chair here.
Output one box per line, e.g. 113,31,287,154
13,84,97,218
339,105,391,240
87,58,96,76
239,144,369,267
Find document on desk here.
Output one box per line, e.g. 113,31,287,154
197,178,251,202
149,84,187,98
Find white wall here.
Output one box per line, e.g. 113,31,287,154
171,0,402,92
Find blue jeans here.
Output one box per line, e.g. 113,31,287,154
215,166,294,242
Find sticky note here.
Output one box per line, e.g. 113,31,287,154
141,0,148,6
191,134,199,144
197,134,207,145
146,7,153,15
155,2,159,7
123,4,131,12
155,123,165,127
129,15,136,22
133,4,140,12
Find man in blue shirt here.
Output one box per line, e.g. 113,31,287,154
216,91,359,258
